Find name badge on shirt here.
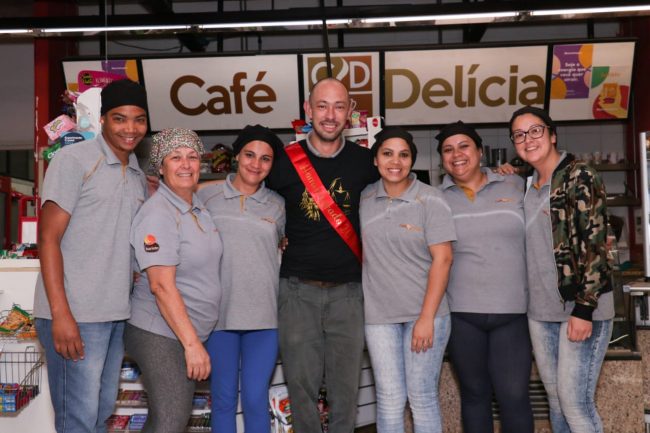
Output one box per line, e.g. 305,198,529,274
144,234,160,253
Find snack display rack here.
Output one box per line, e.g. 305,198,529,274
0,259,55,433
0,346,44,415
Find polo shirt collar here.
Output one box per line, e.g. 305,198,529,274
98,133,142,173
441,167,503,191
223,173,270,203
376,172,419,202
158,181,205,214
305,133,346,158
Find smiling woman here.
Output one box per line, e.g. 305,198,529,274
437,120,533,433
197,124,286,433
125,127,224,433
509,106,614,433
361,126,455,433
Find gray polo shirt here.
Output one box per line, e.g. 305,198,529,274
34,134,146,322
129,182,223,341
525,153,614,322
360,174,456,325
198,174,285,330
440,169,528,314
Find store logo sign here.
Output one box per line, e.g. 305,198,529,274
170,71,277,116
385,64,544,109
303,53,380,116
141,55,300,131
384,47,548,124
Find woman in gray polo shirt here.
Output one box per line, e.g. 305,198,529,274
198,125,285,433
360,126,455,433
125,128,223,433
510,106,613,433
437,121,533,433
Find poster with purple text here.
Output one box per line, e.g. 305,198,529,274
549,42,635,121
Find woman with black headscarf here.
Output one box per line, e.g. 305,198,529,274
198,125,286,433
436,121,534,433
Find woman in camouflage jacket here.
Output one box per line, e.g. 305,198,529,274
510,106,614,433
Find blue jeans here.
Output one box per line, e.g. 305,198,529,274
207,329,279,433
278,277,365,433
528,318,612,433
365,316,451,433
36,319,125,433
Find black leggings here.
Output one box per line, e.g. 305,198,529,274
447,312,534,433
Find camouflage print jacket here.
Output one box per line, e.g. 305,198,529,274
549,153,612,321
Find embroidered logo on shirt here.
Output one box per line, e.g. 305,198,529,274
144,234,160,253
399,224,422,232
496,198,514,203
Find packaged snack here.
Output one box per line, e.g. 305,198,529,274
120,361,141,381
43,114,76,141
0,305,31,333
269,385,293,431
107,414,130,430
210,144,232,173
128,413,148,430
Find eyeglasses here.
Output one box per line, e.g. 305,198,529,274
510,124,549,144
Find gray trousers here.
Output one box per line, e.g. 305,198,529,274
278,277,365,433
124,324,196,433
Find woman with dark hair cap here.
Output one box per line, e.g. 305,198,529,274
510,106,613,433
437,120,533,433
361,126,456,433
198,124,285,433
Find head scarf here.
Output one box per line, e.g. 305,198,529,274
372,126,418,165
232,124,283,156
150,128,204,172
434,121,483,154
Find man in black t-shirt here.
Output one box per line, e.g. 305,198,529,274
266,78,378,433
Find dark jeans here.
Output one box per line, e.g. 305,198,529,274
278,277,365,433
447,312,534,433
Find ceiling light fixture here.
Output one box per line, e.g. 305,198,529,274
201,20,322,29
0,29,31,34
361,11,518,24
41,24,191,33
531,5,650,17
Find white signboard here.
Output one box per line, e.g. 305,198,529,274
384,46,548,125
549,41,635,121
302,52,381,118
141,55,300,131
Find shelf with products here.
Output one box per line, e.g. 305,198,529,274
110,358,212,433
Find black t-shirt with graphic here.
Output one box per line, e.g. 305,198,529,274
266,139,379,282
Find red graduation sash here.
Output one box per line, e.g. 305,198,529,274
284,142,362,263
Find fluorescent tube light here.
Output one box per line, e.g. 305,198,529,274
361,11,518,24
41,25,190,33
531,5,650,17
0,29,31,34
201,20,322,29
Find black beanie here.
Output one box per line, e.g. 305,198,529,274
435,121,483,154
372,126,418,166
100,79,148,115
232,124,284,156
509,106,555,133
